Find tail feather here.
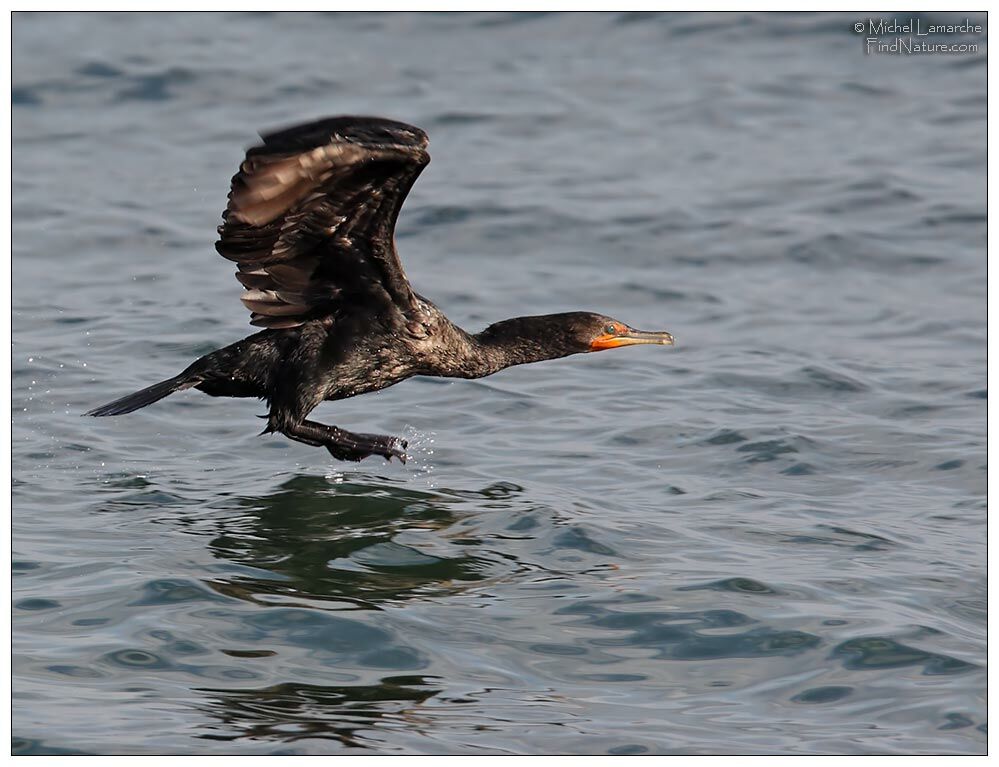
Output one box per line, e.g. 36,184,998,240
84,374,197,417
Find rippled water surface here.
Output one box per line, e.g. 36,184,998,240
12,12,986,755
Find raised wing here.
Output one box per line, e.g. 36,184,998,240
216,116,429,328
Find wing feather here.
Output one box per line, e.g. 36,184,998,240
216,116,430,327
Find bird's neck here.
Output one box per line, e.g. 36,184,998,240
463,315,581,377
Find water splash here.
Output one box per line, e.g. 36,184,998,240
401,425,436,486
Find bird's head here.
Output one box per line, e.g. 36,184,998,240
498,312,675,354
581,314,675,353
474,311,674,370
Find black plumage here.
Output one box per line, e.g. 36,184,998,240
86,116,674,463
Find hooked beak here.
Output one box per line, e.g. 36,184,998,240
590,328,675,351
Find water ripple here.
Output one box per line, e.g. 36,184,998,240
12,10,984,756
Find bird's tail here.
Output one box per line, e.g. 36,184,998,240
84,374,199,417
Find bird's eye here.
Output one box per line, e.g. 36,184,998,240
604,324,618,335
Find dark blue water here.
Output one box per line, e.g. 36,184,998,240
13,12,986,755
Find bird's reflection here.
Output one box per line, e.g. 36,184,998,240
173,475,540,748
203,474,519,609
196,676,440,749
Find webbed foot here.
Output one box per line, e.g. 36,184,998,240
284,419,408,464
326,432,408,464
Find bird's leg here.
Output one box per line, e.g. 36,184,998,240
284,419,408,463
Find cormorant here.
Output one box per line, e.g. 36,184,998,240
86,116,675,463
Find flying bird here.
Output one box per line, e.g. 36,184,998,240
86,116,675,463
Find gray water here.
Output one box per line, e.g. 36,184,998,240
12,12,986,755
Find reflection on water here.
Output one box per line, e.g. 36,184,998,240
16,465,987,754
831,636,979,676
197,677,440,748
556,596,822,661
202,475,532,607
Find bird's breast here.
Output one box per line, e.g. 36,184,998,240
322,342,416,401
